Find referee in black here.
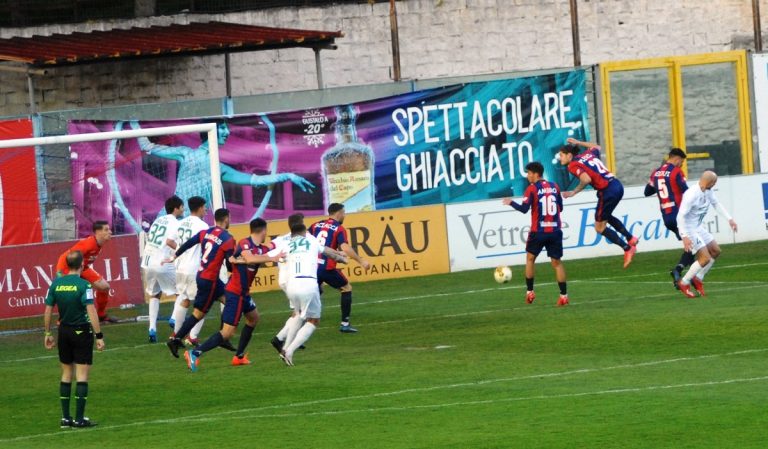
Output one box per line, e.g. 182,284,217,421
44,250,105,429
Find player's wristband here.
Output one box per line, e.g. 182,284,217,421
95,332,104,339
45,331,52,337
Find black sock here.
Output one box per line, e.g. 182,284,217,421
601,228,630,250
195,331,224,356
558,282,567,295
341,292,352,324
60,382,71,419
525,277,534,291
174,315,200,341
236,325,255,358
75,382,88,421
679,251,695,269
607,216,633,240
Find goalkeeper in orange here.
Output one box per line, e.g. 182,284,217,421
55,221,116,323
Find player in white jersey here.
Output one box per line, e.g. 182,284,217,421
167,196,209,345
264,221,346,366
676,171,738,298
142,196,184,342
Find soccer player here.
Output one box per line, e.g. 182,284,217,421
165,208,236,358
502,162,569,306
274,221,347,366
676,170,738,298
44,250,105,429
184,218,280,372
559,138,638,268
643,148,694,289
127,120,314,223
309,203,371,333
55,221,115,323
142,195,184,343
167,196,209,345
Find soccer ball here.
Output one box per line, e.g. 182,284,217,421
494,266,513,284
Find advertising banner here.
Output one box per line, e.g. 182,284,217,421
67,70,589,237
0,118,43,245
229,204,450,292
0,235,143,319
446,174,768,271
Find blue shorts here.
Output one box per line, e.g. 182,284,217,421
221,291,257,327
317,268,349,290
193,278,225,314
663,216,681,240
595,180,624,222
526,230,563,260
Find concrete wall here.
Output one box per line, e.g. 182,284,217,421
0,0,764,116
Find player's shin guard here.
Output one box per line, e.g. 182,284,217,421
558,282,567,295
600,228,629,250
95,290,109,318
284,315,304,348
174,315,200,341
607,216,633,240
525,277,534,291
75,382,88,421
681,261,704,284
236,324,255,358
189,318,205,340
679,251,695,270
171,299,187,333
196,332,224,355
285,322,316,357
696,259,715,280
148,297,160,332
341,291,352,324
60,382,72,419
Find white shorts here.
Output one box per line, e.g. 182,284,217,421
688,226,715,254
286,279,322,320
176,272,198,300
144,264,176,296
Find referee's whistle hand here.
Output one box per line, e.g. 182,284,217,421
44,336,55,350
96,339,105,351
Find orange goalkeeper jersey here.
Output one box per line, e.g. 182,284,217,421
56,235,103,273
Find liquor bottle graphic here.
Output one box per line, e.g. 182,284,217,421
321,105,375,212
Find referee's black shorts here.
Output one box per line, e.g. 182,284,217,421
58,324,94,365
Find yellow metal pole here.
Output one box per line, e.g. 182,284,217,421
669,60,687,176
599,64,617,173
734,50,754,173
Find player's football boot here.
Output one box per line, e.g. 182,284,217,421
168,318,175,329
148,329,157,343
525,291,536,304
339,324,358,333
184,337,199,347
280,350,294,367
691,277,706,297
556,294,569,307
623,245,637,269
670,270,681,290
270,336,284,354
627,236,639,247
166,338,184,358
60,418,73,429
679,282,697,298
232,354,251,366
218,339,237,352
71,417,97,428
185,350,200,372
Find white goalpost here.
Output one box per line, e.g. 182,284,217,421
0,122,226,223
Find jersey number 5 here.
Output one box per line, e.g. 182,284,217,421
656,178,670,200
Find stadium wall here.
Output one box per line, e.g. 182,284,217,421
0,0,764,116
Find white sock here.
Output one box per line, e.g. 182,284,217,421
190,318,205,340
285,322,316,357
276,313,296,341
682,261,704,284
171,298,187,333
148,297,160,332
696,259,715,280
283,316,304,349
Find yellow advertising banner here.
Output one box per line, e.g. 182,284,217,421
230,204,450,292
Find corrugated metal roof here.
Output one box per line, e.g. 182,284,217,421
0,21,343,67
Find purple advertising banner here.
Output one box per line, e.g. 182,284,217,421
68,71,588,236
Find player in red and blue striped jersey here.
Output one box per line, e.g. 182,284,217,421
309,203,370,333
183,218,280,372
560,138,639,268
643,148,694,289
503,162,569,307
165,208,236,358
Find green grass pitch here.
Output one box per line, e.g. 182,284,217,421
1,240,766,448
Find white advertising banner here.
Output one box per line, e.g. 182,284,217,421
753,52,768,173
446,174,768,271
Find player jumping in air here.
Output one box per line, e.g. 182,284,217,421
184,218,280,372
167,196,209,345
55,221,115,323
503,162,569,306
142,195,184,343
559,138,638,268
676,170,738,298
643,148,694,289
309,203,370,333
